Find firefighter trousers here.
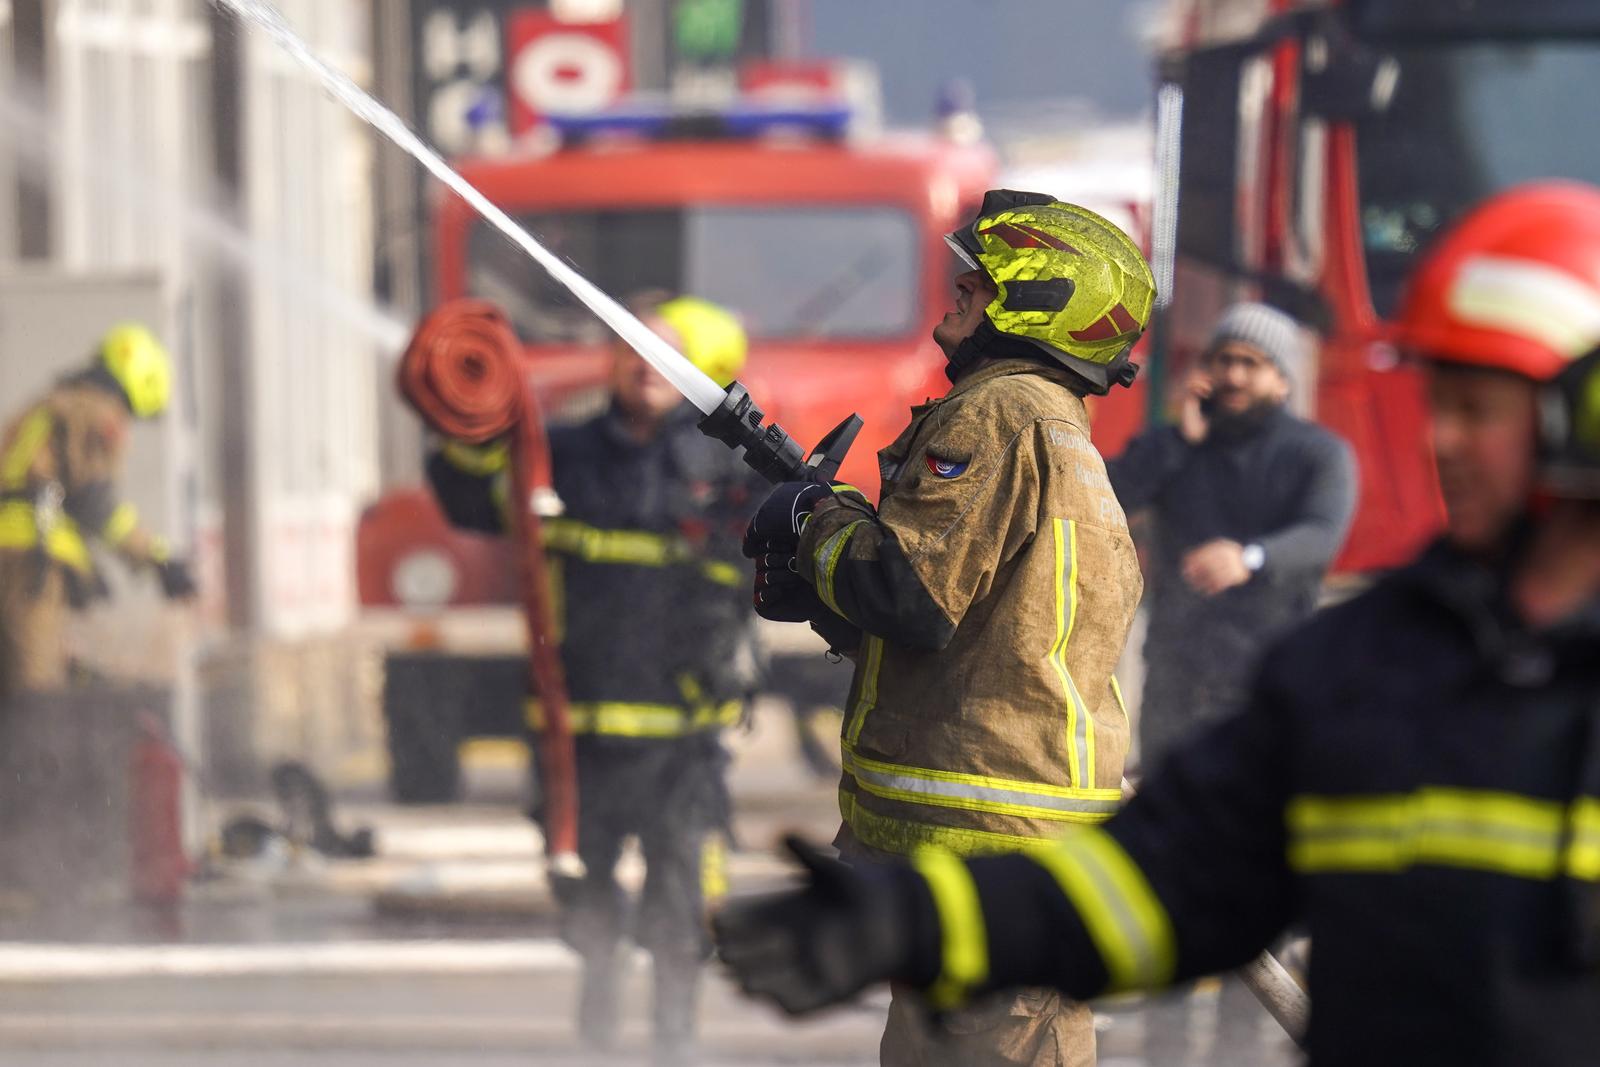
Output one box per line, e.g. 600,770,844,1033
840,835,1095,1067
554,734,730,972
881,984,1094,1067
0,553,68,700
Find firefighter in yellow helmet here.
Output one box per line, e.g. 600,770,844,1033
740,191,1154,1067
0,324,196,699
422,294,760,1066
719,185,1600,1067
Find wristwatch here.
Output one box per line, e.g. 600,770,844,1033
1241,543,1266,574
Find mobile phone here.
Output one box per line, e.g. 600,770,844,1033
1199,393,1218,418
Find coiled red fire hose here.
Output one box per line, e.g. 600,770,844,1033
397,299,579,872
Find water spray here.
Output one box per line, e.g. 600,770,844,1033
212,0,860,485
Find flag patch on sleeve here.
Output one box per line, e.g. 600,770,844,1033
925,455,970,478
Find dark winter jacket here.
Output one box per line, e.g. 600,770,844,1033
1107,406,1356,683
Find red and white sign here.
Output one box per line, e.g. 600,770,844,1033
740,60,850,105
506,10,630,136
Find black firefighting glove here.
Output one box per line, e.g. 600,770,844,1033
750,550,864,649
713,836,934,1015
745,481,871,624
744,481,834,555
154,557,198,601
750,550,817,622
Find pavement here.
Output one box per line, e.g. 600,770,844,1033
0,700,1299,1065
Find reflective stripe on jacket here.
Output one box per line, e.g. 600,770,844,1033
797,359,1142,856
0,383,154,577
427,403,758,741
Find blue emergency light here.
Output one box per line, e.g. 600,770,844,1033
545,100,853,144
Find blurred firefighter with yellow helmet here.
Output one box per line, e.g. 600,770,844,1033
422,293,759,1066
740,191,1154,1067
0,323,196,699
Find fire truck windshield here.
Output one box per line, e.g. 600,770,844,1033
466,206,920,345
1357,38,1600,317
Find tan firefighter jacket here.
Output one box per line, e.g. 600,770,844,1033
794,359,1143,857
0,381,165,592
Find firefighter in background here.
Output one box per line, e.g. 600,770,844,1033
426,295,757,1067
717,184,1600,1066
741,192,1154,1067
0,324,196,700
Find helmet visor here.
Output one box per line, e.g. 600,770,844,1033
945,231,981,272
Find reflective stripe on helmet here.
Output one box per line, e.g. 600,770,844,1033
1394,182,1600,379
945,193,1155,389
1448,255,1600,360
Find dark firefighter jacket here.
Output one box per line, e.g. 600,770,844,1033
888,537,1600,1065
426,402,758,740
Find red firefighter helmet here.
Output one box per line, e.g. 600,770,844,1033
1394,181,1600,381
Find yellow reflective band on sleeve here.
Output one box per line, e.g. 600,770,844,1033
701,833,729,904
911,847,989,1009
1288,789,1600,882
525,698,739,738
1049,519,1096,788
0,502,36,550
1,409,52,490
844,635,884,745
103,502,139,546
699,560,742,587
0,502,92,573
839,790,1047,856
813,519,865,615
842,741,1121,825
831,483,866,499
542,517,690,568
440,439,509,476
1029,828,1176,992
1566,798,1600,880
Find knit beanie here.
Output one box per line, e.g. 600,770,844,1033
1208,302,1309,383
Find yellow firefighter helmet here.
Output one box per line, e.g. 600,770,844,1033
946,190,1155,394
658,296,748,388
99,323,172,418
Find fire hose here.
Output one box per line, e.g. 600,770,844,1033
397,299,581,876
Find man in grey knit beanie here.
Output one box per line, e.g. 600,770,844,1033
1209,301,1312,385
1107,301,1357,773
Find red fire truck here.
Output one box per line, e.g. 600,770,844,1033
1155,0,1600,571
358,103,1021,799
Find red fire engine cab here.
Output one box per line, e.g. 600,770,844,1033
1156,0,1600,571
